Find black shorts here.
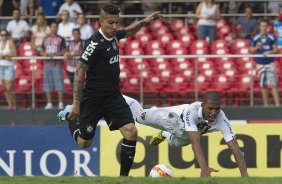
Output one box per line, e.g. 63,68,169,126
78,92,134,140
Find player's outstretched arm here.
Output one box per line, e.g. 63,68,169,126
124,12,161,38
188,131,219,177
68,61,89,120
226,138,248,177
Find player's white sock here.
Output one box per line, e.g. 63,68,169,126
162,131,171,139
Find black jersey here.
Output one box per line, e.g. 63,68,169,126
79,29,126,94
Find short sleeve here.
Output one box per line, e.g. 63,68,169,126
79,37,99,66
250,37,257,47
216,111,236,142
116,30,126,40
183,107,198,132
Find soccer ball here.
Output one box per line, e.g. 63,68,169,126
149,164,174,177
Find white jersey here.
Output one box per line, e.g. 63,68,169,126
123,95,236,146
182,102,235,142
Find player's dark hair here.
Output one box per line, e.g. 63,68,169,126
101,4,120,15
202,91,221,103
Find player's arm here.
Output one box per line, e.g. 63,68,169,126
68,61,88,120
226,138,248,177
188,131,219,177
124,12,161,38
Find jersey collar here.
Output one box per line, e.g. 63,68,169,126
99,28,113,41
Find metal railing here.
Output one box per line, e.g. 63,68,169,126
8,53,282,108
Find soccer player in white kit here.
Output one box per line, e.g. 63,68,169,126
123,91,248,177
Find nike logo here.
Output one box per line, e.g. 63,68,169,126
107,48,110,51
128,156,134,159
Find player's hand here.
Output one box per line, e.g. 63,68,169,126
142,12,162,24
200,167,219,177
68,103,80,120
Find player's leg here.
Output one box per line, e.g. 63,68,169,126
137,107,185,137
122,94,144,121
136,107,170,130
105,93,138,176
57,95,104,148
150,131,190,147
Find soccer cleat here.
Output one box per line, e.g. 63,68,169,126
57,105,73,122
149,131,165,146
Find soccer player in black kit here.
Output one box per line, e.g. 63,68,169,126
57,4,161,176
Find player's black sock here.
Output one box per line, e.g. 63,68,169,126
120,139,136,176
67,115,80,142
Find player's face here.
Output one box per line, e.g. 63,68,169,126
100,14,120,38
260,22,268,34
202,100,221,122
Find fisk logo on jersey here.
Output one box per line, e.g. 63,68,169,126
81,41,98,61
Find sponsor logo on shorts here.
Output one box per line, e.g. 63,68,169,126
141,112,146,120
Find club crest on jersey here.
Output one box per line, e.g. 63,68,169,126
141,112,146,120
112,41,117,50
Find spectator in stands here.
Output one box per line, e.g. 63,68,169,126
119,1,142,26
39,0,64,24
0,29,17,109
274,12,282,48
57,0,83,23
250,20,280,107
64,28,83,86
23,0,44,25
0,0,20,16
31,13,50,53
195,0,221,43
40,22,66,109
58,10,75,44
142,0,160,15
233,6,258,41
268,2,282,14
6,9,30,47
75,13,93,40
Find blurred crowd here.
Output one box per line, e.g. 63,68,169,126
0,0,281,109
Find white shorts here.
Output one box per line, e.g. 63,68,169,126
136,107,185,137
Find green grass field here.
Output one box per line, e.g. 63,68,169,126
0,177,281,184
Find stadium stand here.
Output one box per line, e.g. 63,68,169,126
0,0,281,108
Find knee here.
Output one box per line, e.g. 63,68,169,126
122,123,138,140
77,138,92,148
